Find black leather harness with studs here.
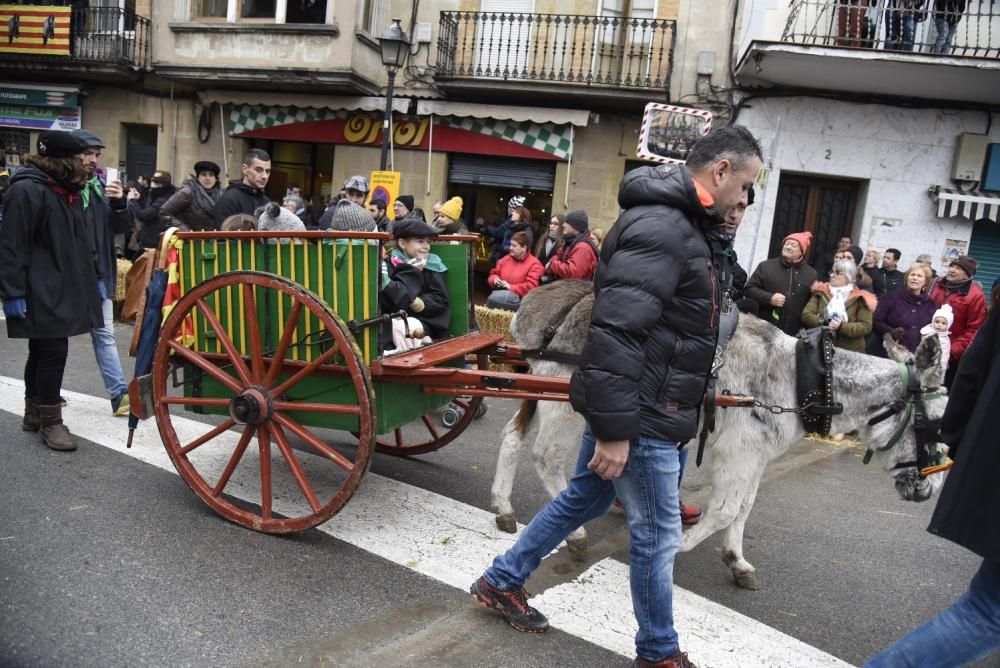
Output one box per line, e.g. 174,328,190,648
795,327,844,436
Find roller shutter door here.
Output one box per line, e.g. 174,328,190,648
448,154,556,191
969,219,1000,294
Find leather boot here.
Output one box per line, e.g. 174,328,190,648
36,404,77,451
22,396,40,432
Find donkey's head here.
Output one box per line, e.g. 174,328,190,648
861,334,949,502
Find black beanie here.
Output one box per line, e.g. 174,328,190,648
566,209,589,233
396,195,414,212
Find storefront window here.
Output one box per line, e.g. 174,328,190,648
1,129,29,167
248,139,334,202
191,0,328,22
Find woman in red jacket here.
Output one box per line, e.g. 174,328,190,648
487,231,544,311
545,209,598,281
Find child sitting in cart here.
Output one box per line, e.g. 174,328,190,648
380,217,451,353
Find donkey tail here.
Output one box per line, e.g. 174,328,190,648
514,400,538,437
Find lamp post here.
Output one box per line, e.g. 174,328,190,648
378,18,409,171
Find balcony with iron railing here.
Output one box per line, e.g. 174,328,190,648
0,6,150,78
735,0,1000,105
436,11,676,106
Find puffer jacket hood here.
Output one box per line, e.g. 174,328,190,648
9,164,52,187
618,164,725,229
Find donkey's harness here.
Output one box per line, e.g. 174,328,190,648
794,327,845,436
864,361,943,476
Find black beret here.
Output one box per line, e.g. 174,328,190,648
70,129,105,148
37,130,90,159
194,160,221,176
393,217,437,239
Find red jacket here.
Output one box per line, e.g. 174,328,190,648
929,278,987,362
547,233,598,281
488,252,544,298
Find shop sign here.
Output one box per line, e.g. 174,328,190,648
0,86,78,108
0,5,72,57
0,104,80,130
368,171,400,210
345,116,430,149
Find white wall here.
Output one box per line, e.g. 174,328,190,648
734,96,1000,275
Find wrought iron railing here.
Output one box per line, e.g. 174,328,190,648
782,0,1000,58
0,6,150,69
437,11,675,90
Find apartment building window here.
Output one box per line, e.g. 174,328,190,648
361,0,388,34
191,0,328,23
598,0,656,43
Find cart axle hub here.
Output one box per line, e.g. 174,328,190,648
229,386,272,425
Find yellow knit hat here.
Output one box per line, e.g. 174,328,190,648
438,196,463,221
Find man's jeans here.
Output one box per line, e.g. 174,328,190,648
865,559,1000,667
484,424,683,660
932,17,957,54
90,297,127,400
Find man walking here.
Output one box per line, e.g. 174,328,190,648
213,149,271,227
72,129,132,415
470,126,763,668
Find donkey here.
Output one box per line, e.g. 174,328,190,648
490,281,949,590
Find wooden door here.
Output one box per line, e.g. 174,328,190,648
768,175,859,265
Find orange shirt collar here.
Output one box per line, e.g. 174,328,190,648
693,180,715,209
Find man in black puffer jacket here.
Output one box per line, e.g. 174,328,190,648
471,126,763,668
212,148,271,228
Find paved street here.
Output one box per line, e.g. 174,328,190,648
0,319,988,668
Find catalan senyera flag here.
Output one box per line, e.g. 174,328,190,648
0,5,71,57
162,239,195,348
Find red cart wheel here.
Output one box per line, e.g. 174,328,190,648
374,395,484,457
152,271,375,534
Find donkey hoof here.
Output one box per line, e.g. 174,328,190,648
733,570,761,591
495,514,517,534
566,537,588,560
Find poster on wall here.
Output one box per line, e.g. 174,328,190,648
941,239,968,267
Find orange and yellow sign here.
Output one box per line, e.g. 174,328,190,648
0,5,71,57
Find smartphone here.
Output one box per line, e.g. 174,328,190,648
106,167,119,183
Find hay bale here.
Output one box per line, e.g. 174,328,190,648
475,305,515,341
475,305,516,371
115,258,132,302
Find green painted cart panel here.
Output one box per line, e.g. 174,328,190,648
176,236,475,433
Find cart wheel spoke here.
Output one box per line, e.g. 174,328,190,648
212,426,257,497
242,284,266,382
421,415,440,440
268,345,341,398
167,339,243,394
258,425,273,521
271,401,360,415
271,423,322,513
394,428,404,449
196,298,253,386
262,301,303,389
160,396,232,408
179,418,237,456
272,412,355,473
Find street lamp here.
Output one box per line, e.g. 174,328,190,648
378,17,409,170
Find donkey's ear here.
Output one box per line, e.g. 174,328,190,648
884,333,914,363
915,334,944,388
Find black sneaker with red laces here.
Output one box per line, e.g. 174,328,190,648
470,576,549,633
633,650,697,668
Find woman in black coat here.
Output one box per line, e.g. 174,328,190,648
128,172,177,249
865,306,1000,666
0,131,103,451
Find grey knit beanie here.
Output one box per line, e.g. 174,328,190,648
330,199,377,232
258,202,305,243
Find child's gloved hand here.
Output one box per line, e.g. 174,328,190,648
409,297,425,313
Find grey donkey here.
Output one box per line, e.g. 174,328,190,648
490,281,949,590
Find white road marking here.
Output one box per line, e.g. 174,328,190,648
0,375,853,667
